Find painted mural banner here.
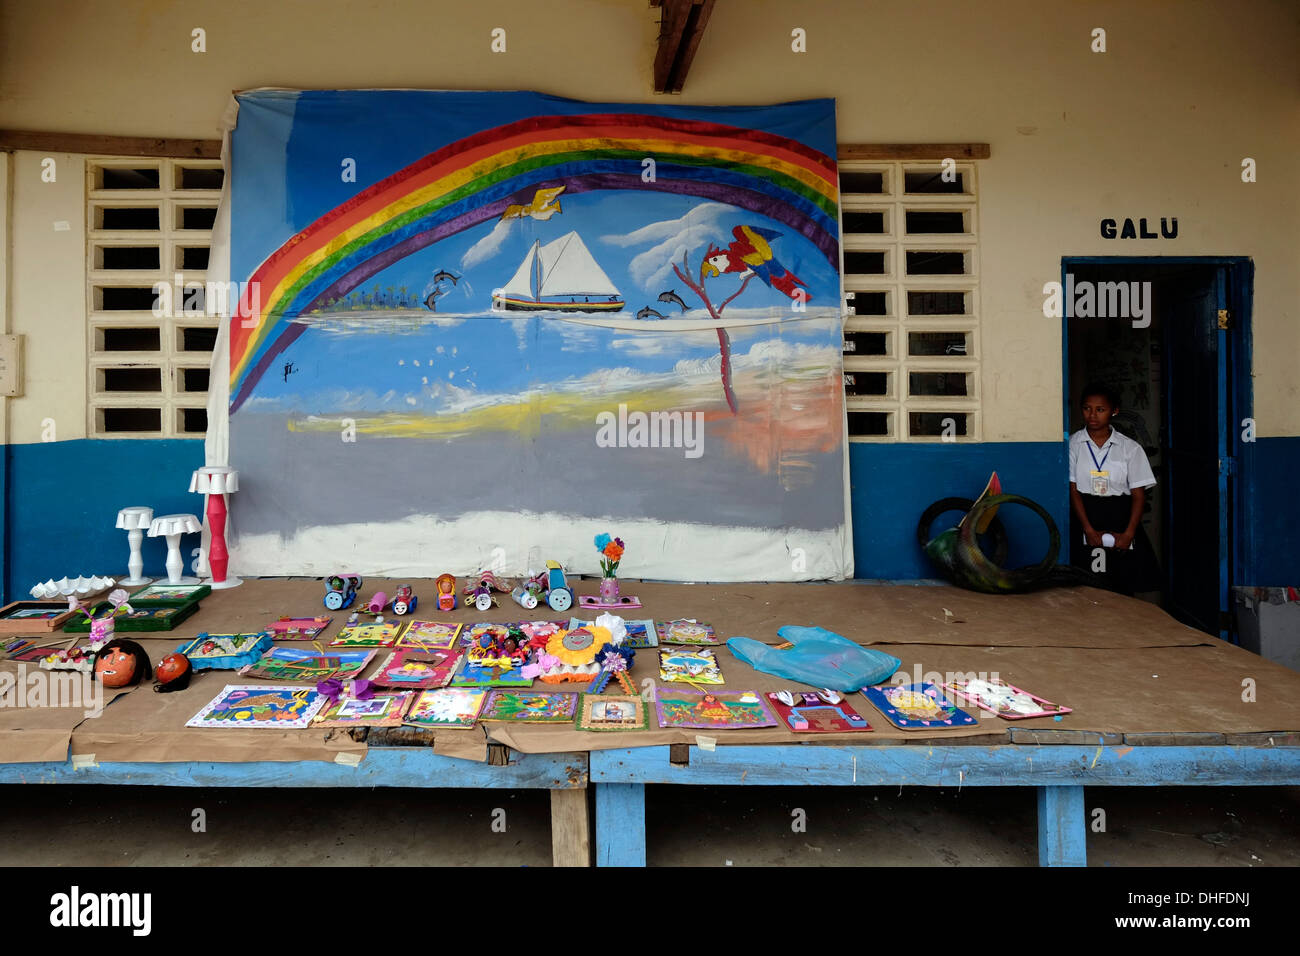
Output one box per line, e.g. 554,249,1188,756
225,90,850,581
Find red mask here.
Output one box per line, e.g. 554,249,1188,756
155,653,191,688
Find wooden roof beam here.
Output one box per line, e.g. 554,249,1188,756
651,0,716,94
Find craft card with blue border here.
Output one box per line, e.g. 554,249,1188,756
862,682,978,730
185,685,326,729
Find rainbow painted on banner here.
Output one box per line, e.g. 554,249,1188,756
227,113,840,412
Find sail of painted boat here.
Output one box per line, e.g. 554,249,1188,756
492,231,624,313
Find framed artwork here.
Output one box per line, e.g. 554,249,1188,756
130,583,211,602
766,691,872,733
942,677,1072,720
266,616,332,640
179,632,275,671
185,685,326,729
330,620,402,647
480,690,579,723
405,687,487,728
658,647,723,685
370,649,461,689
397,620,462,650
862,683,978,730
450,660,533,688
569,617,657,648
655,690,777,730
240,647,376,682
0,601,77,633
655,619,717,645
314,691,414,727
63,600,198,632
577,694,648,731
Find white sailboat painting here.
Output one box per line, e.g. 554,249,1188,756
492,231,624,313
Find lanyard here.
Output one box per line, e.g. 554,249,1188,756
1087,440,1110,471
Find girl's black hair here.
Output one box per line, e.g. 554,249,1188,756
1080,382,1121,408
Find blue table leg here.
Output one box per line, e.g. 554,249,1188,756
1037,785,1087,866
596,783,646,867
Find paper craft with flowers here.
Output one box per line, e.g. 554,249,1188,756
330,620,402,647
314,690,414,727
479,690,579,723
862,682,978,730
655,690,777,729
522,624,608,684
406,687,487,728
185,685,326,729
398,620,462,650
240,646,375,682
265,616,332,640
658,647,723,685
577,694,648,731
370,649,461,689
655,619,718,645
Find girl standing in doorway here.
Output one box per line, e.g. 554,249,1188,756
1068,383,1161,595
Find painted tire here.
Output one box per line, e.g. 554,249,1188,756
548,588,573,612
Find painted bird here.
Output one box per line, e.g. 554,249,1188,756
500,186,566,222
702,225,809,301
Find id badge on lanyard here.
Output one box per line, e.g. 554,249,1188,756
1088,442,1111,496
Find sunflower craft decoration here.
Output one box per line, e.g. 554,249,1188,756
522,624,610,683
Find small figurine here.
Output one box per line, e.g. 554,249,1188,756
93,638,153,688
435,573,457,612
366,591,389,614
324,573,363,611
391,585,418,615
153,652,193,693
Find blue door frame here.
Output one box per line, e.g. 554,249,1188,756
1060,256,1255,636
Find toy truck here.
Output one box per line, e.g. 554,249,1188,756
324,574,363,611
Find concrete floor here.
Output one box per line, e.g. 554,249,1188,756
2,784,1296,866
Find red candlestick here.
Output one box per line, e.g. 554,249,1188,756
206,492,229,584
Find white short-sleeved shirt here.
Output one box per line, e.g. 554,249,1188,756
1068,427,1156,496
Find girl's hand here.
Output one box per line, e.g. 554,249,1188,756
1084,528,1104,548
1113,531,1135,550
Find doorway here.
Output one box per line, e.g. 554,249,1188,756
1062,257,1253,638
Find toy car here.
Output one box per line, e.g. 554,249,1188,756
324,574,363,611
391,585,418,616
511,581,542,610
538,560,574,612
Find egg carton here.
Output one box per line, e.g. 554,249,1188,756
29,575,117,601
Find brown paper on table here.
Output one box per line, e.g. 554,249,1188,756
0,660,133,763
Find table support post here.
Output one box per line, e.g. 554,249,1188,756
1037,784,1086,866
595,782,646,867
549,788,591,867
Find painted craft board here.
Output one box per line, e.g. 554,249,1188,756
370,649,461,689
130,583,212,602
658,647,723,685
655,690,777,730
8,643,92,663
240,647,376,682
266,616,332,640
405,688,487,728
185,685,326,729
479,690,579,723
655,619,718,645
63,600,198,632
330,620,402,647
0,602,77,633
942,677,1072,720
766,691,872,733
450,659,533,688
576,694,648,732
314,691,414,727
512,621,566,641
569,617,657,648
862,682,978,730
180,632,275,671
397,620,462,649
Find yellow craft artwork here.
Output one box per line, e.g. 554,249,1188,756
546,626,610,666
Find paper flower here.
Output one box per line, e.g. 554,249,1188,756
521,652,560,679
593,612,627,646
595,643,634,672
317,678,374,703
594,533,626,576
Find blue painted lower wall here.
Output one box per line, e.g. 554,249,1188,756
1,435,1295,601
4,439,204,602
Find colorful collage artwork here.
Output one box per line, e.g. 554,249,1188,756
240,647,375,682
479,690,579,723
405,688,487,728
655,619,717,645
131,584,211,602
266,616,332,640
862,683,978,730
569,617,656,648
181,632,274,671
655,690,776,730
577,695,648,732
943,677,1072,720
314,691,414,728
658,648,723,684
766,691,872,733
330,621,402,647
513,621,566,641
370,649,461,689
397,620,462,650
451,660,532,688
186,685,326,729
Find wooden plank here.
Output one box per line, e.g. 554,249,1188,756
665,0,715,94
0,129,220,159
1122,732,1228,747
652,0,693,93
1010,729,1123,746
366,726,438,747
550,788,591,867
1037,786,1087,866
1225,732,1300,747
595,782,646,866
838,143,991,161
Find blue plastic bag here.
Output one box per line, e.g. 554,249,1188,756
727,625,901,692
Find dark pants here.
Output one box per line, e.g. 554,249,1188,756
1070,493,1162,596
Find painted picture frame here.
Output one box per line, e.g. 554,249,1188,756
130,583,212,602
330,620,402,647
397,620,462,650
178,632,275,671
405,687,487,728
655,619,718,645
569,617,657,648
369,649,461,689
654,689,777,730
479,690,579,723
576,694,648,731
313,691,414,727
63,600,199,632
240,647,376,682
0,602,79,633
266,616,332,640
658,647,723,684
185,685,327,729
862,682,978,730
450,659,534,688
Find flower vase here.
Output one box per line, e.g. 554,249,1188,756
599,576,620,604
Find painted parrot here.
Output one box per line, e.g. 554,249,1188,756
703,225,809,301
